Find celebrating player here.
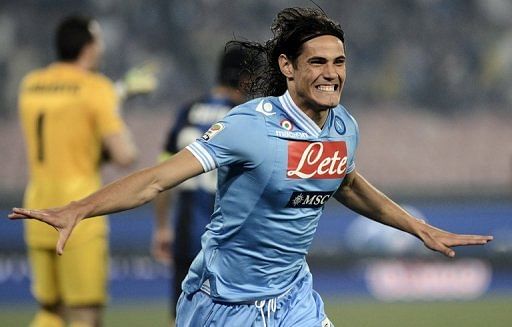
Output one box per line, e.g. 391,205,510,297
10,7,492,327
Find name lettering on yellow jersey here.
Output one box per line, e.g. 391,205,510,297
26,83,80,93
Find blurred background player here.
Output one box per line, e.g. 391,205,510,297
17,15,156,327
151,44,248,320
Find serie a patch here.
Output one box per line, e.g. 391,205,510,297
202,122,224,141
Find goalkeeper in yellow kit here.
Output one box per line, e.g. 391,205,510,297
18,15,156,327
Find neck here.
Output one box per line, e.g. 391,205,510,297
286,90,331,128
302,108,330,128
57,59,91,71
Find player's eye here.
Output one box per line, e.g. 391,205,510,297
335,58,345,65
309,58,326,65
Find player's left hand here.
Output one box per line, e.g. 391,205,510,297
151,227,174,266
416,222,493,257
116,61,159,99
8,206,81,255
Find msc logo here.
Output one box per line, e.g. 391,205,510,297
286,191,334,208
287,141,348,179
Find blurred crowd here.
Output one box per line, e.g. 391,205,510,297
1,0,512,117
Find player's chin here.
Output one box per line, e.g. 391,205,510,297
313,93,341,108
317,97,340,110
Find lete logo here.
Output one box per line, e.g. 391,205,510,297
287,141,347,179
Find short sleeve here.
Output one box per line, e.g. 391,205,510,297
186,110,266,172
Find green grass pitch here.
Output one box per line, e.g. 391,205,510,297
1,296,511,326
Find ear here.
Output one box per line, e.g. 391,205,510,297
80,38,102,70
80,42,94,59
78,42,94,66
278,54,294,79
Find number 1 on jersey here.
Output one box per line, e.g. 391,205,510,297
36,112,45,163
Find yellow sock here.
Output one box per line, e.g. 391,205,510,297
29,310,65,327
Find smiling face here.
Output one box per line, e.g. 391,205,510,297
279,35,346,118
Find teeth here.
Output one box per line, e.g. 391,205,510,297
317,85,335,92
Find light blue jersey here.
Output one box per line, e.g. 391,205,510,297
184,91,359,303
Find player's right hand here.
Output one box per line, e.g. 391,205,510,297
9,206,80,255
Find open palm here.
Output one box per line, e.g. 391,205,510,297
9,207,79,255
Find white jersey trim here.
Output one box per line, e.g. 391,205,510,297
279,91,322,137
186,142,217,172
347,161,356,174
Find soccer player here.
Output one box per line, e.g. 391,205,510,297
10,8,493,327
16,15,154,327
151,44,249,320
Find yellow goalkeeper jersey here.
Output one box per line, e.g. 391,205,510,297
18,63,125,248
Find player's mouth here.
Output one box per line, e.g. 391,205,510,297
315,84,338,92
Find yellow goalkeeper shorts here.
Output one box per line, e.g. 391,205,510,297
27,235,108,306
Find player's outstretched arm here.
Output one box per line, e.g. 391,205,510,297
333,171,493,257
8,148,203,255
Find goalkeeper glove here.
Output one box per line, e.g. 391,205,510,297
116,62,158,99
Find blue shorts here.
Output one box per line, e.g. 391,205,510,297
176,272,334,327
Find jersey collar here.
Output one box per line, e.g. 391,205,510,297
279,91,323,137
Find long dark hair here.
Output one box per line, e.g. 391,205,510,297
229,7,345,98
